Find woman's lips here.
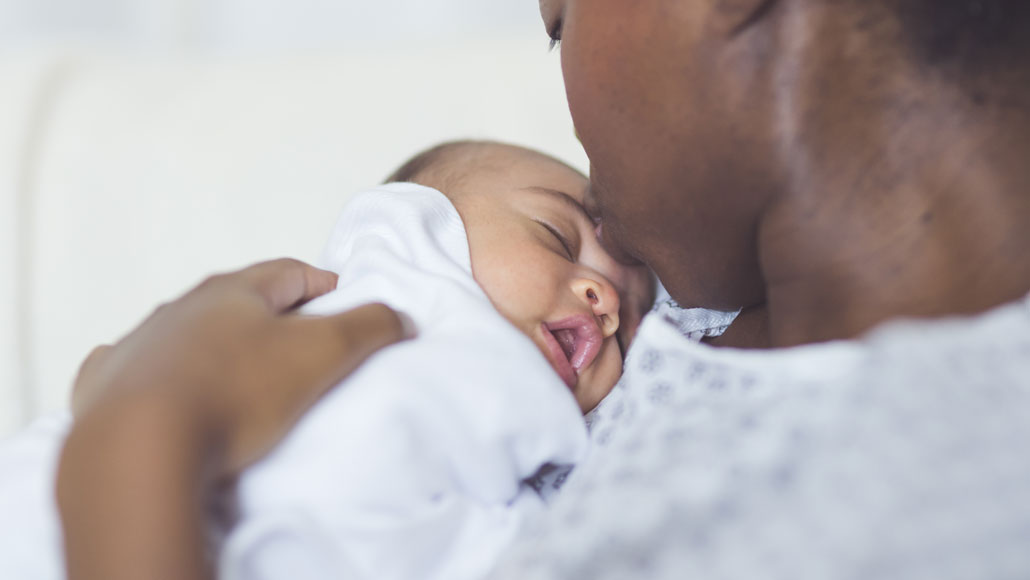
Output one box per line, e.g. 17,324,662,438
540,315,603,390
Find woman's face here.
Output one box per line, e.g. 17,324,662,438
538,0,781,311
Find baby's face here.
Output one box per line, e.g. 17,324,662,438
448,146,655,412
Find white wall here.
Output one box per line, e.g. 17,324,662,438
0,0,547,55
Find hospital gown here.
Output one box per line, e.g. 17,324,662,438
489,295,1030,580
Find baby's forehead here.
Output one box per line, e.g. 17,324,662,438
513,185,591,217
406,141,588,215
456,144,576,175
467,156,588,201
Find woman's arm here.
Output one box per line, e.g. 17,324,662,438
56,259,410,580
59,390,216,580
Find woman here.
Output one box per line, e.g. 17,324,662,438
60,1,1030,578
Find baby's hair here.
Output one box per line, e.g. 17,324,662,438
385,140,586,194
384,140,495,191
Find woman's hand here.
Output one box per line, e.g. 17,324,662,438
58,258,411,580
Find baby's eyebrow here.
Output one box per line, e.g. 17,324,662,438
521,186,595,223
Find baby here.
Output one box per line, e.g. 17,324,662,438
218,141,656,579
0,140,655,580
384,140,655,411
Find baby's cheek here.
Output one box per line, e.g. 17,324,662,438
581,342,625,412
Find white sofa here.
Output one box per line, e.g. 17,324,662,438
0,42,587,438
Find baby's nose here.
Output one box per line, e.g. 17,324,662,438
572,278,621,338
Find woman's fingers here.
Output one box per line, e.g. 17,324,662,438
67,259,413,476
71,345,114,416
284,303,413,386
321,302,414,355
235,258,340,312
58,259,415,579
78,344,113,379
217,303,414,473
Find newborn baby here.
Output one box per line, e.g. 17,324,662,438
0,140,655,580
386,140,655,410
217,141,656,580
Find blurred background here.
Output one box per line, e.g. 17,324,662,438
0,0,586,437
0,0,546,55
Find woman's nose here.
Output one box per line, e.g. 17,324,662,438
571,277,621,338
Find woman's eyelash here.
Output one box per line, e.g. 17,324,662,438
547,20,562,52
539,221,575,260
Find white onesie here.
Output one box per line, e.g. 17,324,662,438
217,183,589,580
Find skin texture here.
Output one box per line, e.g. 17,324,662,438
434,143,655,412
540,0,1030,345
539,0,782,313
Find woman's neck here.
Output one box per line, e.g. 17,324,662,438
758,87,1030,346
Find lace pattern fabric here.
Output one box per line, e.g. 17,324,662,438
489,298,1030,580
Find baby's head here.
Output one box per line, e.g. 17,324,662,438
387,141,655,412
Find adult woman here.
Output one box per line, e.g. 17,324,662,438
59,1,1030,578
539,0,1030,345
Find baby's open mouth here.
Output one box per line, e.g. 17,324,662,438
552,328,579,362
541,315,603,390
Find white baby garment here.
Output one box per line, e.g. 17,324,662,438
219,183,589,580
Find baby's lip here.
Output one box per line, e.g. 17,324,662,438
541,315,603,390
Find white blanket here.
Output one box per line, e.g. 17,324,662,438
219,184,589,580
0,413,70,580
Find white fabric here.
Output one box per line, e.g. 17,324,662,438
488,296,1030,580
219,184,588,580
0,413,71,580
651,297,738,342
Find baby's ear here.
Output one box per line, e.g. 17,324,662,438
714,0,779,36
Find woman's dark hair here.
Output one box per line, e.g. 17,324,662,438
894,0,1030,73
